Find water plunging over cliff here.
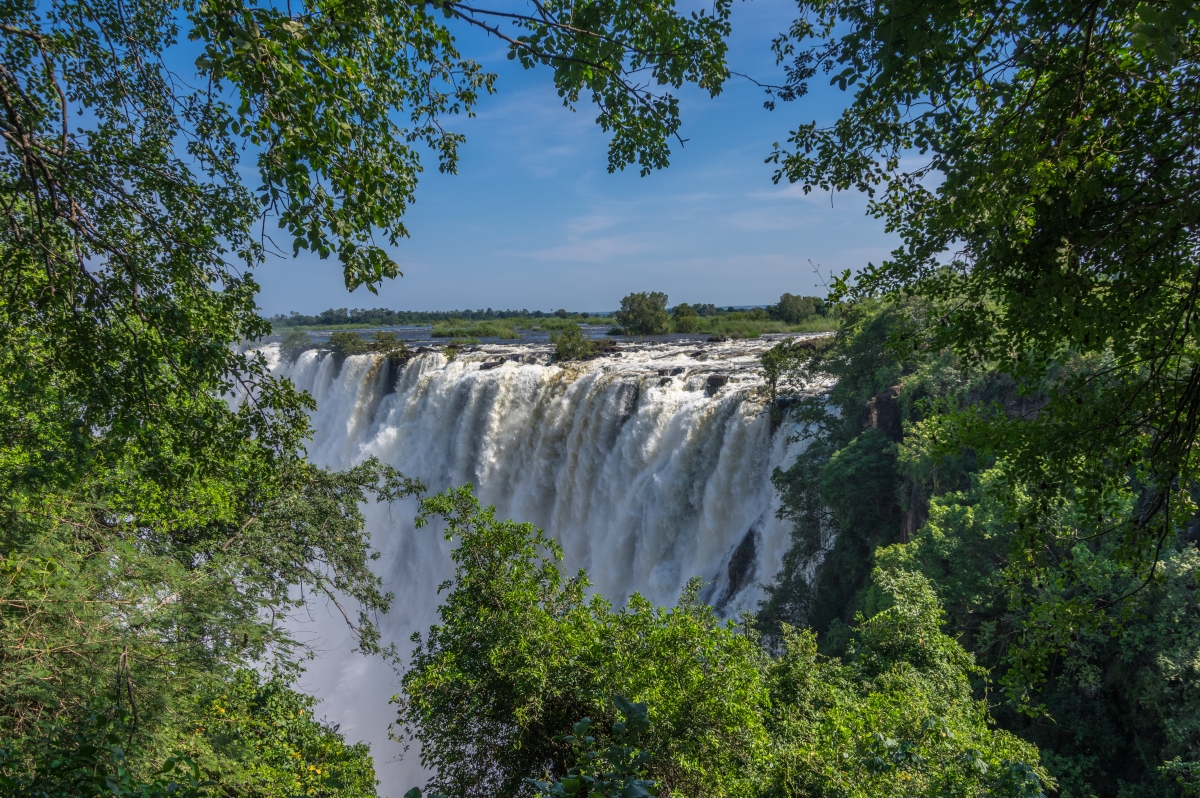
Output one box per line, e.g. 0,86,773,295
265,336,825,796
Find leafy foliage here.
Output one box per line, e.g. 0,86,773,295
760,300,1200,795
396,486,771,798
0,669,378,798
280,329,317,363
527,697,659,798
769,294,824,325
397,484,1050,798
768,0,1200,654
762,567,1050,798
551,323,599,361
327,331,373,359
615,292,670,335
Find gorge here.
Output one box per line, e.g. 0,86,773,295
266,336,827,795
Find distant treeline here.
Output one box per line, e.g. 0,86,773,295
270,307,583,327
270,301,823,328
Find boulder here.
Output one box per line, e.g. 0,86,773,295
706,374,729,397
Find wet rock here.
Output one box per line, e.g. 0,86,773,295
479,360,505,370
708,335,728,343
711,527,759,615
705,374,729,397
863,384,902,439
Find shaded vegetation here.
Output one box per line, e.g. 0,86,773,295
760,300,1200,796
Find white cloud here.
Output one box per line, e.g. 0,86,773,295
512,232,660,263
567,214,620,234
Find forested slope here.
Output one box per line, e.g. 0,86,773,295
760,303,1200,797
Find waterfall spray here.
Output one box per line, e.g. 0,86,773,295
265,337,823,796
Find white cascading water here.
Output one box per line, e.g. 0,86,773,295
264,337,824,797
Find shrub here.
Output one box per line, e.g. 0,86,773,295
432,321,521,339
615,292,669,335
279,329,316,362
551,323,594,361
327,331,371,358
674,315,699,333
672,303,700,333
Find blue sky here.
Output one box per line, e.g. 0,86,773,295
252,0,896,316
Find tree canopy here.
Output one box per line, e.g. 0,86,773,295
397,487,1049,798
0,0,735,790
615,292,670,335
769,0,1200,586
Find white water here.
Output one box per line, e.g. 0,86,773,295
265,337,826,796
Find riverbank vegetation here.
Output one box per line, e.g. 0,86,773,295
273,303,837,340
271,308,604,328
606,292,837,337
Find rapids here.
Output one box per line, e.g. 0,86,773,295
265,336,827,796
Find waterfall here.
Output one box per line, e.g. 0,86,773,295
264,337,821,796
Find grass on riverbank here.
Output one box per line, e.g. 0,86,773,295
429,316,616,338
657,315,838,338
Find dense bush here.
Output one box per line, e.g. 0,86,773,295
672,303,701,333
327,330,372,358
396,486,1048,798
770,294,821,324
279,329,317,362
0,670,380,798
551,323,596,361
397,486,770,798
760,300,1200,796
762,568,1049,798
673,315,699,333
615,293,670,335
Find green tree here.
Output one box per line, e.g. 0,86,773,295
615,292,670,335
768,0,1200,662
526,697,659,798
280,329,316,363
763,567,1051,798
672,303,700,333
757,300,1200,794
771,294,816,325
0,457,421,787
327,330,371,358
396,486,770,798
0,669,379,798
183,670,379,798
0,0,736,788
